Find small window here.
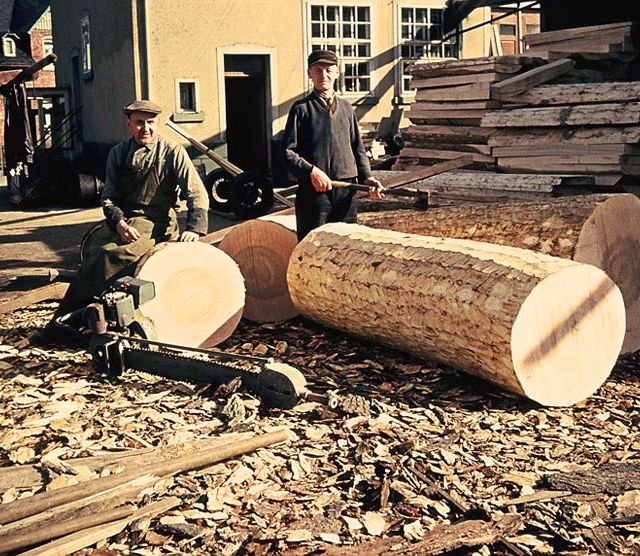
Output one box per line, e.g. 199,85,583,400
80,13,92,78
500,24,516,36
526,24,540,35
2,36,16,57
178,81,197,112
42,36,54,58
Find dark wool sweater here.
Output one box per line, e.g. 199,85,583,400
281,92,372,198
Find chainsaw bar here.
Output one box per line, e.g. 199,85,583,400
91,334,308,409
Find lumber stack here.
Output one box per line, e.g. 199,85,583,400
287,223,625,407
394,56,546,171
483,82,640,185
523,21,637,59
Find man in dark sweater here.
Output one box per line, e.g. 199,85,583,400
281,50,383,241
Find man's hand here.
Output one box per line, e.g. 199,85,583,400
179,231,199,242
116,220,140,243
310,166,333,192
364,176,385,199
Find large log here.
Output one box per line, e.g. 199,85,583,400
287,224,625,406
134,242,245,348
359,194,640,353
218,215,299,323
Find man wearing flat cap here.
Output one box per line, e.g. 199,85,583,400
32,99,209,345
281,50,383,241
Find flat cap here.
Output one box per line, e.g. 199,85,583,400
123,99,163,116
307,49,338,67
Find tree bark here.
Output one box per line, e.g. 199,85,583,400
134,242,245,348
360,194,640,353
287,224,625,406
218,216,299,323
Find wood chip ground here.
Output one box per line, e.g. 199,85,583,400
0,303,638,555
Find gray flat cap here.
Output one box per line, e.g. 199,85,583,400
308,49,338,67
123,99,163,116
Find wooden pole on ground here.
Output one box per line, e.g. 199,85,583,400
0,282,69,316
218,215,299,322
287,224,625,407
133,242,245,348
360,194,640,354
0,429,289,526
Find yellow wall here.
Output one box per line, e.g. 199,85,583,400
51,0,487,157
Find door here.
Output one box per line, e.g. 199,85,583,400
223,54,270,174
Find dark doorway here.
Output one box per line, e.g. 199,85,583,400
223,54,270,174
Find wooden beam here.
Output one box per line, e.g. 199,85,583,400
0,54,57,94
482,102,640,128
416,82,492,102
523,21,632,46
401,147,494,164
490,58,575,100
0,282,69,316
502,82,640,106
488,125,640,147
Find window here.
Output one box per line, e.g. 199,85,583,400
525,23,540,35
500,23,516,36
399,7,458,92
2,36,16,57
42,36,54,59
80,13,92,78
178,81,197,112
309,4,372,94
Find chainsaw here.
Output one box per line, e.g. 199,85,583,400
57,277,310,409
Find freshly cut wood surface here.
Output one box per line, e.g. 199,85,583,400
482,102,640,128
218,217,299,323
360,194,640,353
288,223,625,406
135,242,245,348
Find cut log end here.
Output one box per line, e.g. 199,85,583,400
135,242,245,348
573,194,640,353
218,218,299,323
512,264,625,407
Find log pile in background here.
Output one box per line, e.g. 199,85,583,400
359,193,640,354
287,223,626,407
394,56,546,171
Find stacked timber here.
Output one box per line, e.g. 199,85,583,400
359,194,640,354
394,56,546,171
523,21,637,59
483,81,640,185
287,223,625,407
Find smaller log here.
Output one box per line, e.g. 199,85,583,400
134,242,245,348
218,216,299,323
0,282,69,315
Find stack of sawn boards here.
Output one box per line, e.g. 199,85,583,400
395,55,546,171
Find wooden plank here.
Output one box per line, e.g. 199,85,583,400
411,72,506,89
0,282,69,316
497,157,622,173
502,82,640,106
412,100,502,110
482,102,640,128
488,125,640,146
415,82,492,102
381,156,474,189
525,28,632,51
491,143,636,158
408,108,487,120
524,21,632,46
404,142,492,155
490,58,575,100
401,147,494,164
403,125,494,145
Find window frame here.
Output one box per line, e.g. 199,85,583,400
173,78,205,123
395,2,458,99
80,12,92,79
2,36,16,57
306,1,376,102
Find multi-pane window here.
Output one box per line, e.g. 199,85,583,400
2,36,16,57
309,4,371,94
400,7,458,91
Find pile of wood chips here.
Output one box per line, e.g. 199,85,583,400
0,301,638,555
